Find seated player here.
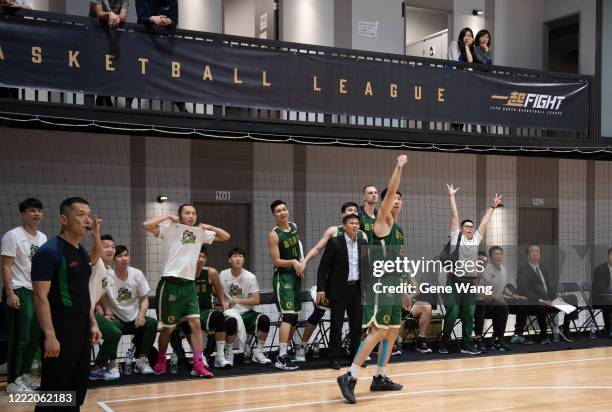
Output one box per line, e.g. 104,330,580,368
179,245,236,368
403,274,433,354
91,245,157,379
219,247,272,365
299,201,367,362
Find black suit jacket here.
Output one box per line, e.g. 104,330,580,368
517,263,556,303
317,234,369,301
592,262,612,306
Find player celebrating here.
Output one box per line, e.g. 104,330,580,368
268,200,304,370
337,155,410,404
143,204,230,378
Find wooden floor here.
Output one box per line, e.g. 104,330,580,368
3,347,612,411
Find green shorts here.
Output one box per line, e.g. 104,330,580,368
240,310,265,335
199,309,216,334
273,272,301,314
156,277,199,327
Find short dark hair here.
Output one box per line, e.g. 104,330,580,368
362,185,376,194
607,247,612,256
341,202,359,213
342,213,360,224
228,247,245,258
461,219,474,228
178,203,195,216
59,197,89,215
477,250,488,258
19,198,43,213
380,188,402,201
100,234,114,242
114,245,128,257
526,244,541,254
270,200,286,213
200,245,208,255
488,245,503,256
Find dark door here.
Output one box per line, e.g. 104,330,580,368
518,207,559,284
544,14,579,74
194,202,252,272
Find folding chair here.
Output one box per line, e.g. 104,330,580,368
579,280,604,332
559,281,591,334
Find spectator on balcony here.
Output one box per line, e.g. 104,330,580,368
136,0,177,29
90,1,129,29
0,0,32,9
474,30,493,65
448,27,474,63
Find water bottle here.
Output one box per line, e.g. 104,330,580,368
124,349,133,375
169,353,178,374
590,321,597,339
312,341,320,358
243,344,251,364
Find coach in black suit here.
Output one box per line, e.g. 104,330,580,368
516,244,577,343
592,247,612,336
317,214,368,369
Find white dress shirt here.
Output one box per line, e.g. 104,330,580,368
344,233,359,282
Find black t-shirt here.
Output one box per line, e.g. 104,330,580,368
31,236,92,314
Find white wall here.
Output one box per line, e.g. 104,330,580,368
544,0,596,75
351,0,404,54
493,0,544,69
179,0,223,33
223,0,256,37
281,0,333,46
405,7,449,45
453,0,484,39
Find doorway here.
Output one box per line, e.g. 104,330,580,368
544,13,580,74
194,202,252,272
518,207,559,284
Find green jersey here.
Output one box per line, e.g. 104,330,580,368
195,268,213,310
359,209,377,244
273,222,302,276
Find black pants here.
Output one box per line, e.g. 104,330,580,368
596,306,612,333
35,311,90,412
514,298,579,337
474,301,509,339
329,283,362,361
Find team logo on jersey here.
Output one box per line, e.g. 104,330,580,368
383,314,391,324
29,244,39,260
229,284,243,297
282,282,293,289
102,277,108,289
180,230,197,244
167,315,176,323
168,294,177,302
286,301,294,309
117,287,133,303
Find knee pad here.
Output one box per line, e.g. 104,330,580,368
210,311,226,332
257,315,271,333
307,308,326,325
281,313,298,326
225,316,238,336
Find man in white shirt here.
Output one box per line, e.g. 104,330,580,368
88,233,122,381
219,247,271,365
143,203,230,377
1,198,47,394
439,184,502,355
92,245,156,379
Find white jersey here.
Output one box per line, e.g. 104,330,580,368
450,229,482,277
158,221,215,280
219,268,260,314
89,258,114,308
1,226,47,290
106,267,150,322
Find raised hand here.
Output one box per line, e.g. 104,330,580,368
446,183,460,196
397,154,408,168
491,193,503,208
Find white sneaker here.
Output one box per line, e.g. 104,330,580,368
6,379,36,394
89,366,107,381
294,345,306,363
20,373,40,390
224,347,235,366
135,357,155,375
252,349,272,365
215,352,232,368
104,361,120,381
